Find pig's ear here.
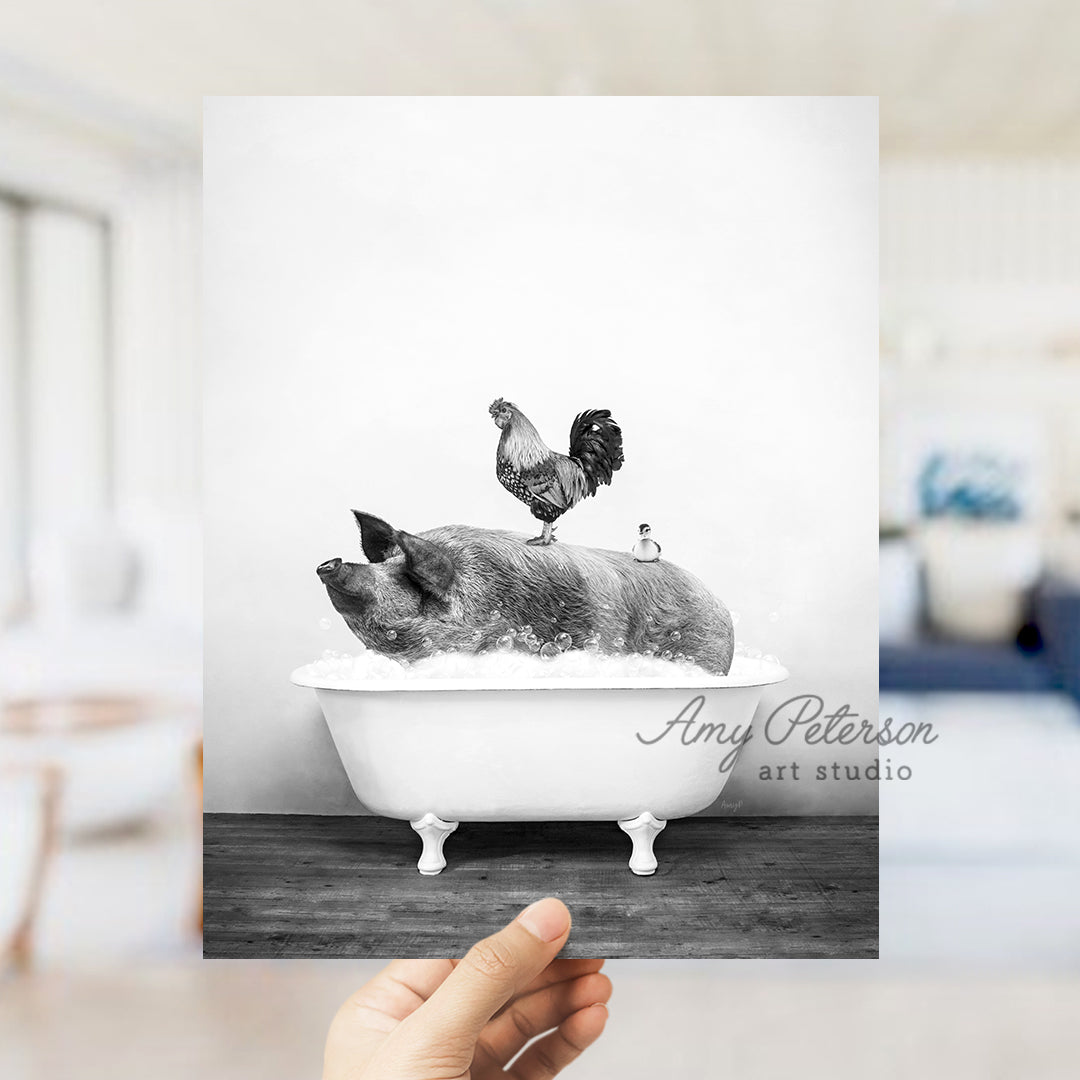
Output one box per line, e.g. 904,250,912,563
396,532,455,602
352,511,399,563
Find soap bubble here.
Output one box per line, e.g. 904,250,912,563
768,612,780,623
747,647,762,659
520,624,533,637
612,636,625,650
422,637,434,650
322,649,337,661
764,653,779,664
527,637,542,653
490,608,502,619
385,629,398,641
554,632,572,651
496,634,515,651
670,630,682,642
731,611,741,625
557,599,566,607
318,617,332,631
734,642,747,656
584,636,601,654
685,655,695,665
661,649,673,660
539,642,559,660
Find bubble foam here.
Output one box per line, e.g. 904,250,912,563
296,648,786,686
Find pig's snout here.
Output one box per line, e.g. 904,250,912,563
317,557,343,579
317,559,376,608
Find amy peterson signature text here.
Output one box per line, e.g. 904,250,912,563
636,693,937,773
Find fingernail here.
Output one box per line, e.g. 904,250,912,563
517,897,570,942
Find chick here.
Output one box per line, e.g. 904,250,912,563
632,523,662,562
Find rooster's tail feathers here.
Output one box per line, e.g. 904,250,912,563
568,409,625,496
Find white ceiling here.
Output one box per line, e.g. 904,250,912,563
0,0,1078,157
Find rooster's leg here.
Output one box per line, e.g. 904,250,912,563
526,521,557,546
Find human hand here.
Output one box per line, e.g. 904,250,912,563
324,897,610,1079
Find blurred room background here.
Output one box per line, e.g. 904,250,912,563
2,1,1079,1078
878,163,1080,965
0,21,202,975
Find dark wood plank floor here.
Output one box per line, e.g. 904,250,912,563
203,814,877,959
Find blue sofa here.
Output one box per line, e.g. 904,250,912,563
880,578,1080,699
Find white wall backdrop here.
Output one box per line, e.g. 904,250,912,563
204,97,879,815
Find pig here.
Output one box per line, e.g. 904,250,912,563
317,511,735,675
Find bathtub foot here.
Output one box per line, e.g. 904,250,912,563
618,812,667,876
410,813,458,875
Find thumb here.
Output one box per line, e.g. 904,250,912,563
401,897,571,1055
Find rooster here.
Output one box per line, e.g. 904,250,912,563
489,398,624,545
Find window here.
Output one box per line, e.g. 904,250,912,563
0,192,112,623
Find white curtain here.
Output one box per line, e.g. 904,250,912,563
24,207,110,529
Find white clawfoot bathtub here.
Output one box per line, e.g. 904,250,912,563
292,658,788,875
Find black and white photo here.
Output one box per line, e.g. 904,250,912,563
202,95,879,958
